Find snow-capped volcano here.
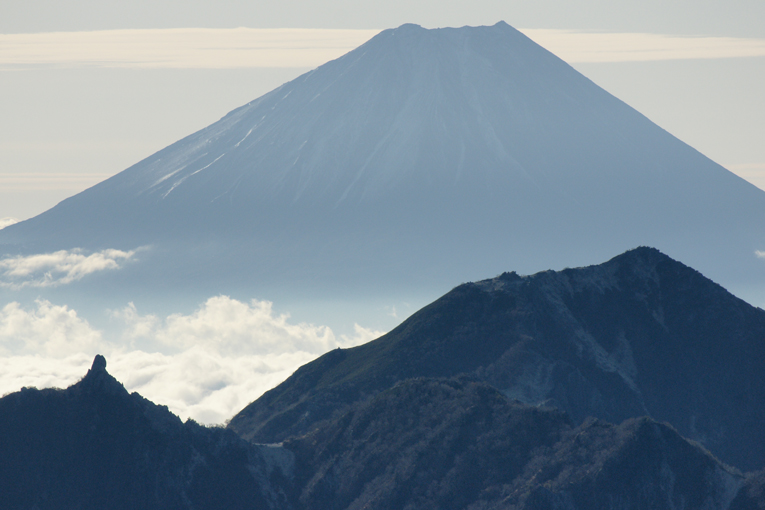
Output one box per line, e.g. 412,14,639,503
2,22,764,306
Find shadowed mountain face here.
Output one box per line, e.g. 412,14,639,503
287,378,744,510
0,356,292,510
2,359,758,510
228,247,765,472
730,470,765,510
1,22,764,304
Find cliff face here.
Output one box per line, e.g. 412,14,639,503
229,247,765,472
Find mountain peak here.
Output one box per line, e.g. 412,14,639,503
609,246,672,266
79,354,125,396
0,355,281,509
2,19,765,342
90,354,107,372
229,248,765,471
392,22,425,31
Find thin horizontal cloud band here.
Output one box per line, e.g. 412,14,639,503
0,28,381,69
523,29,765,63
2,27,765,69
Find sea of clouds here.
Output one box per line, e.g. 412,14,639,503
0,248,384,424
0,296,382,424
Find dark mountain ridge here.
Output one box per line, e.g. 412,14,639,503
3,358,759,510
228,247,765,472
286,377,745,510
0,355,292,510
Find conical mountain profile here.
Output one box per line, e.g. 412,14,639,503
1,22,763,306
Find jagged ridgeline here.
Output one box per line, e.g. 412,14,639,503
229,247,765,473
0,356,293,510
0,357,759,510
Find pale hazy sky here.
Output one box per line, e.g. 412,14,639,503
1,1,764,222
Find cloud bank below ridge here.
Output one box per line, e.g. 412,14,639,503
0,296,384,424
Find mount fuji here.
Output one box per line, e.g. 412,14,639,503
2,22,764,317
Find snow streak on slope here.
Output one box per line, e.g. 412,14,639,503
1,21,764,305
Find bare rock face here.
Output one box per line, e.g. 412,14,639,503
229,247,765,472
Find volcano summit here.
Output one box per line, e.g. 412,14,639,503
1,22,764,310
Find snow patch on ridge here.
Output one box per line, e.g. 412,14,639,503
189,153,226,177
151,164,188,187
162,153,227,198
234,128,254,148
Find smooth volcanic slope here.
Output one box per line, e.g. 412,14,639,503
228,247,765,472
1,22,764,302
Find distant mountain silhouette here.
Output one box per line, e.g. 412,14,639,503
0,355,291,510
229,247,765,472
2,22,764,307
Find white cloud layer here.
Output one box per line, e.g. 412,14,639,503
0,217,19,230
0,248,138,288
0,296,384,424
2,28,764,70
522,29,765,63
0,300,102,357
0,28,380,69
